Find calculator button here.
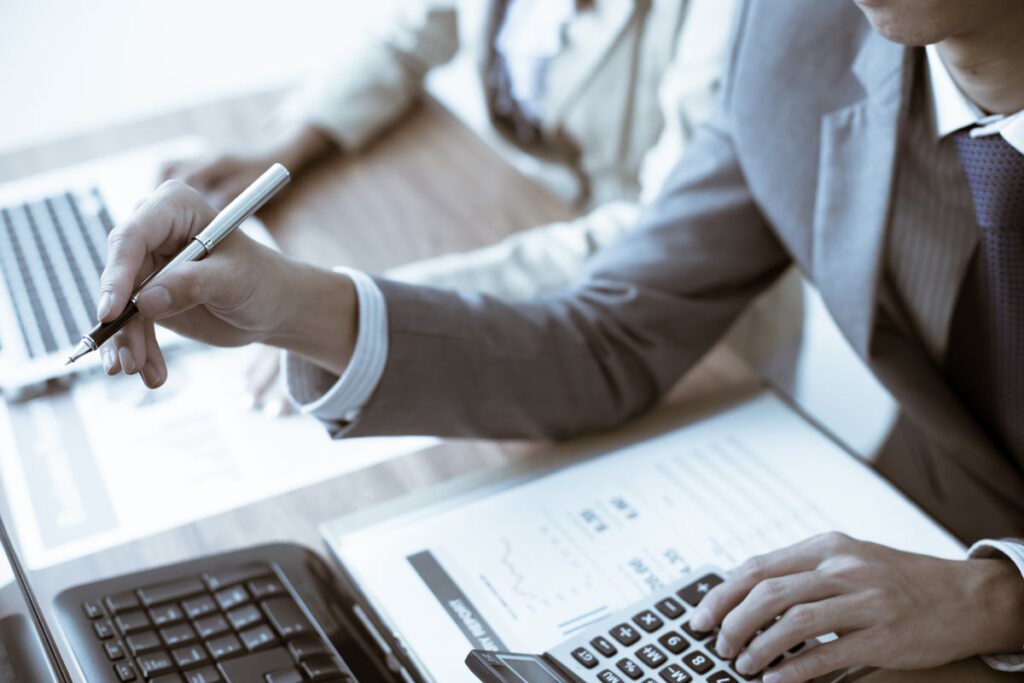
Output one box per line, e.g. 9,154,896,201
677,573,724,607
227,604,264,631
207,633,243,660
571,646,598,668
682,650,714,674
249,578,285,599
138,578,206,608
105,641,126,660
658,664,692,682
633,610,664,633
654,597,685,620
610,623,641,646
680,620,710,641
83,600,104,619
203,565,272,591
214,585,250,611
172,644,210,669
707,672,739,683
160,622,197,647
114,662,138,681
616,657,644,680
240,624,279,652
598,670,625,683
591,635,618,657
635,644,667,668
657,631,688,654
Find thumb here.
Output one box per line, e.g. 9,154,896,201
134,261,215,320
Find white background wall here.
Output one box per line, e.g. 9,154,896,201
0,1,382,153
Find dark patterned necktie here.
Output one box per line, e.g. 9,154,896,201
946,129,1024,467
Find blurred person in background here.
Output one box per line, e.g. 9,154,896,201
163,0,798,412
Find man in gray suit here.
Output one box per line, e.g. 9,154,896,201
98,0,1024,678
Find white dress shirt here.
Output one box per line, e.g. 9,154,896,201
284,43,1024,664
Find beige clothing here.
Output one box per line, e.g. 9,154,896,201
280,0,738,296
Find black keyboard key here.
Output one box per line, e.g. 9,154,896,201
633,609,664,633
682,650,714,674
139,578,206,608
571,646,598,668
151,675,184,683
708,672,739,683
217,646,292,683
264,669,303,683
137,650,175,678
183,596,218,620
195,614,231,639
591,635,618,657
677,573,724,607
127,631,163,657
206,633,243,660
107,592,141,614
681,620,710,641
214,586,250,611
597,670,625,683
658,631,688,654
635,644,668,668
161,623,197,647
300,654,343,681
610,623,640,646
83,600,104,619
105,641,126,660
227,604,263,631
115,662,138,681
658,664,692,683
248,578,284,599
184,666,222,683
261,598,312,639
150,604,185,627
94,620,115,639
240,625,278,652
116,611,151,636
654,597,685,620
203,565,272,592
172,643,210,669
287,635,326,661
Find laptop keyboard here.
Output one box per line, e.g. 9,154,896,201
78,562,351,682
0,188,112,358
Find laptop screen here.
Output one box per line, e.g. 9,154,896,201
0,502,74,681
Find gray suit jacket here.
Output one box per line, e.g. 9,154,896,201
347,0,1024,542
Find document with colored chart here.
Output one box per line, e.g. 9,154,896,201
323,393,964,683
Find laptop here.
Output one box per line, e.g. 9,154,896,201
0,138,211,400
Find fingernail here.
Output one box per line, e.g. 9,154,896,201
119,347,136,374
690,608,712,631
101,345,115,374
763,672,781,683
97,292,112,320
136,285,172,317
735,653,753,674
141,364,159,388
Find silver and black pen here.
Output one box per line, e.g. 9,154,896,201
66,163,291,365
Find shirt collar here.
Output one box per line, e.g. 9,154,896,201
925,43,1024,153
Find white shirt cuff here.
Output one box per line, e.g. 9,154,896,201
968,538,1024,672
283,267,388,423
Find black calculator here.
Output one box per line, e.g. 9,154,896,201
466,565,849,683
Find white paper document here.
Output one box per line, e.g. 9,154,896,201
0,346,438,569
325,394,964,683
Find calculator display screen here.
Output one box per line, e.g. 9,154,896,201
495,653,565,682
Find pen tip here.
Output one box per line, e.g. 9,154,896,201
64,358,74,366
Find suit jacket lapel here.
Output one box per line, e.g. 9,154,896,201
811,32,911,358
543,0,645,129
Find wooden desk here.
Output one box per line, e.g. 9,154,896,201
0,93,1009,681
